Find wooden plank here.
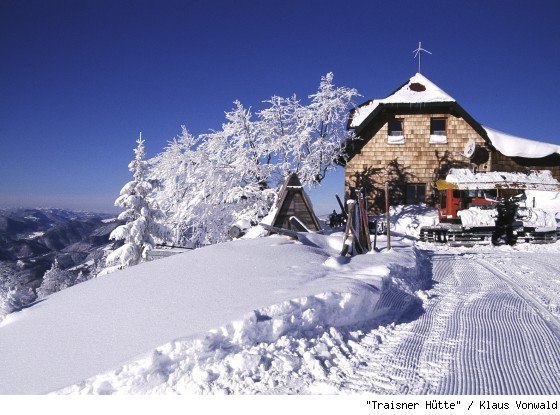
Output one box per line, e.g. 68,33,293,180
260,223,300,239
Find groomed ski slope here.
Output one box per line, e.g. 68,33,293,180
340,246,560,394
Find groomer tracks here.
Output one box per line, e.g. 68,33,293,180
341,247,560,394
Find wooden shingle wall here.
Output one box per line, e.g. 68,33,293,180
491,151,560,177
346,110,488,213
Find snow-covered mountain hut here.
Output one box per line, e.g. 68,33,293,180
345,73,560,213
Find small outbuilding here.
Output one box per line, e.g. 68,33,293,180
268,173,322,232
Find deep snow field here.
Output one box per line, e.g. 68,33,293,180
0,227,423,394
1,204,560,395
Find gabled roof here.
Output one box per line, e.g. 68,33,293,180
347,73,560,161
349,73,455,129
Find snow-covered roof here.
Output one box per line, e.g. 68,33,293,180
348,73,560,160
349,73,455,128
443,168,560,191
483,126,560,159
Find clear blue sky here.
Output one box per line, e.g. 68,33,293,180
1,0,559,214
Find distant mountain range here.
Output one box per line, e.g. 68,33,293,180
0,208,122,289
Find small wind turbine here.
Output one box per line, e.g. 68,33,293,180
413,41,432,73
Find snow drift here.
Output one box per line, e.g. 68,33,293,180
0,233,422,394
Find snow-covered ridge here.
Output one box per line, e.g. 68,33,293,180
483,125,560,158
350,73,455,128
22,231,45,239
0,233,422,394
55,241,423,395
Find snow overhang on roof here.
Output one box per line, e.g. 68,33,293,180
441,168,560,191
349,73,456,129
483,126,560,159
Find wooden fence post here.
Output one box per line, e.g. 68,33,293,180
385,182,391,251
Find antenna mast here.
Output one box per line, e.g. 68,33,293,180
413,41,432,73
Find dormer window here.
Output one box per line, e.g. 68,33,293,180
388,119,404,144
430,118,447,143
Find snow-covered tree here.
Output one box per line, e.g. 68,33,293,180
153,103,278,247
257,72,358,185
0,262,35,317
76,270,87,284
36,259,76,299
300,72,358,183
193,102,276,242
149,73,358,247
150,127,203,246
257,94,300,183
102,134,168,274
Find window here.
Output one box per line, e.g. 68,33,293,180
430,118,447,143
387,119,404,144
388,119,403,136
440,191,447,209
406,183,426,204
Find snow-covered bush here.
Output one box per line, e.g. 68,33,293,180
36,259,78,299
103,134,169,274
0,262,35,317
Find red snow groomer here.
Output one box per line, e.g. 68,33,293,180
420,169,560,246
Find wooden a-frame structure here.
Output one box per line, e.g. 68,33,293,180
269,173,322,232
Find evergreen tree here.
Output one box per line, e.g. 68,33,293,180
36,259,76,299
102,134,168,274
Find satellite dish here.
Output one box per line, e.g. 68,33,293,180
463,140,490,165
464,139,476,159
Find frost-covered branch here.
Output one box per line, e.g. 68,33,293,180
149,73,359,247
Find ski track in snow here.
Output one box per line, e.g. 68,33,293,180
479,254,560,320
341,250,560,395
54,247,560,395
